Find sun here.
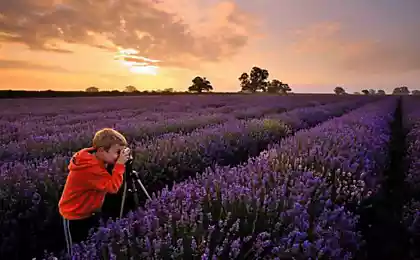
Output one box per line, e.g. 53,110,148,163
114,48,160,75
129,64,159,75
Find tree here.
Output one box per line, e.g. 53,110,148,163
238,73,251,92
86,86,99,92
188,76,213,93
334,86,346,95
282,83,291,94
267,79,283,93
412,90,420,95
377,89,386,95
266,79,292,94
392,86,410,95
362,89,369,95
239,66,269,92
163,88,174,93
369,89,376,95
250,67,269,92
124,85,139,92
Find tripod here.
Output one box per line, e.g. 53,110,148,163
119,150,151,219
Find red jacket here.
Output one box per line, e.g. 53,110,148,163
58,147,125,220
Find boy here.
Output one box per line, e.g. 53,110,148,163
58,128,131,256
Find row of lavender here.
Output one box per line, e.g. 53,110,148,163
402,96,420,259
52,98,397,260
0,102,241,139
1,98,373,260
0,95,351,162
1,95,341,131
0,96,360,163
33,97,376,260
0,95,304,144
130,98,371,195
0,95,260,119
0,95,302,136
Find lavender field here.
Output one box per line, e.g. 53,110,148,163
1,94,419,260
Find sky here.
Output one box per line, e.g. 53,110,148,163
0,0,419,93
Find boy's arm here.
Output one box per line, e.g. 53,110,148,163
85,163,125,193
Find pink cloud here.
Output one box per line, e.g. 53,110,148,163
290,21,420,74
0,0,260,69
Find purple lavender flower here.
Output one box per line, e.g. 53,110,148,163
48,98,396,260
401,96,420,259
0,95,378,259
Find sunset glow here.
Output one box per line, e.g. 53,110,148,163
128,63,159,75
114,48,160,75
0,1,419,93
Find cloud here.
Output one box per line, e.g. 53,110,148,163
0,0,258,68
338,42,420,74
0,59,138,79
0,59,70,72
290,22,420,74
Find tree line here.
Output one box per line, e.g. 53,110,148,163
334,86,420,95
185,66,292,94
85,66,291,94
2,65,419,98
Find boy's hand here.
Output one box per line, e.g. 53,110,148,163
116,148,131,164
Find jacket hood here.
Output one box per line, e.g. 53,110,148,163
68,147,103,172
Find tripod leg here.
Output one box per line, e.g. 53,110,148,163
132,170,152,200
119,180,128,219
136,179,152,200
131,178,140,208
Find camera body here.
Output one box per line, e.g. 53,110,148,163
124,148,134,174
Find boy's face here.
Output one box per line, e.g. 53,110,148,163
98,144,125,164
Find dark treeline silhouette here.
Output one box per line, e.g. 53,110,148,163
1,65,293,98
4,65,417,98
0,89,236,99
334,86,420,96
187,66,290,94
188,76,213,93
238,66,291,94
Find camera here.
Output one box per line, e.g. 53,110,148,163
125,148,134,171
117,147,133,163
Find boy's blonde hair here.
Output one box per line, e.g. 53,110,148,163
92,128,128,151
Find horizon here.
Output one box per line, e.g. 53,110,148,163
1,0,419,94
